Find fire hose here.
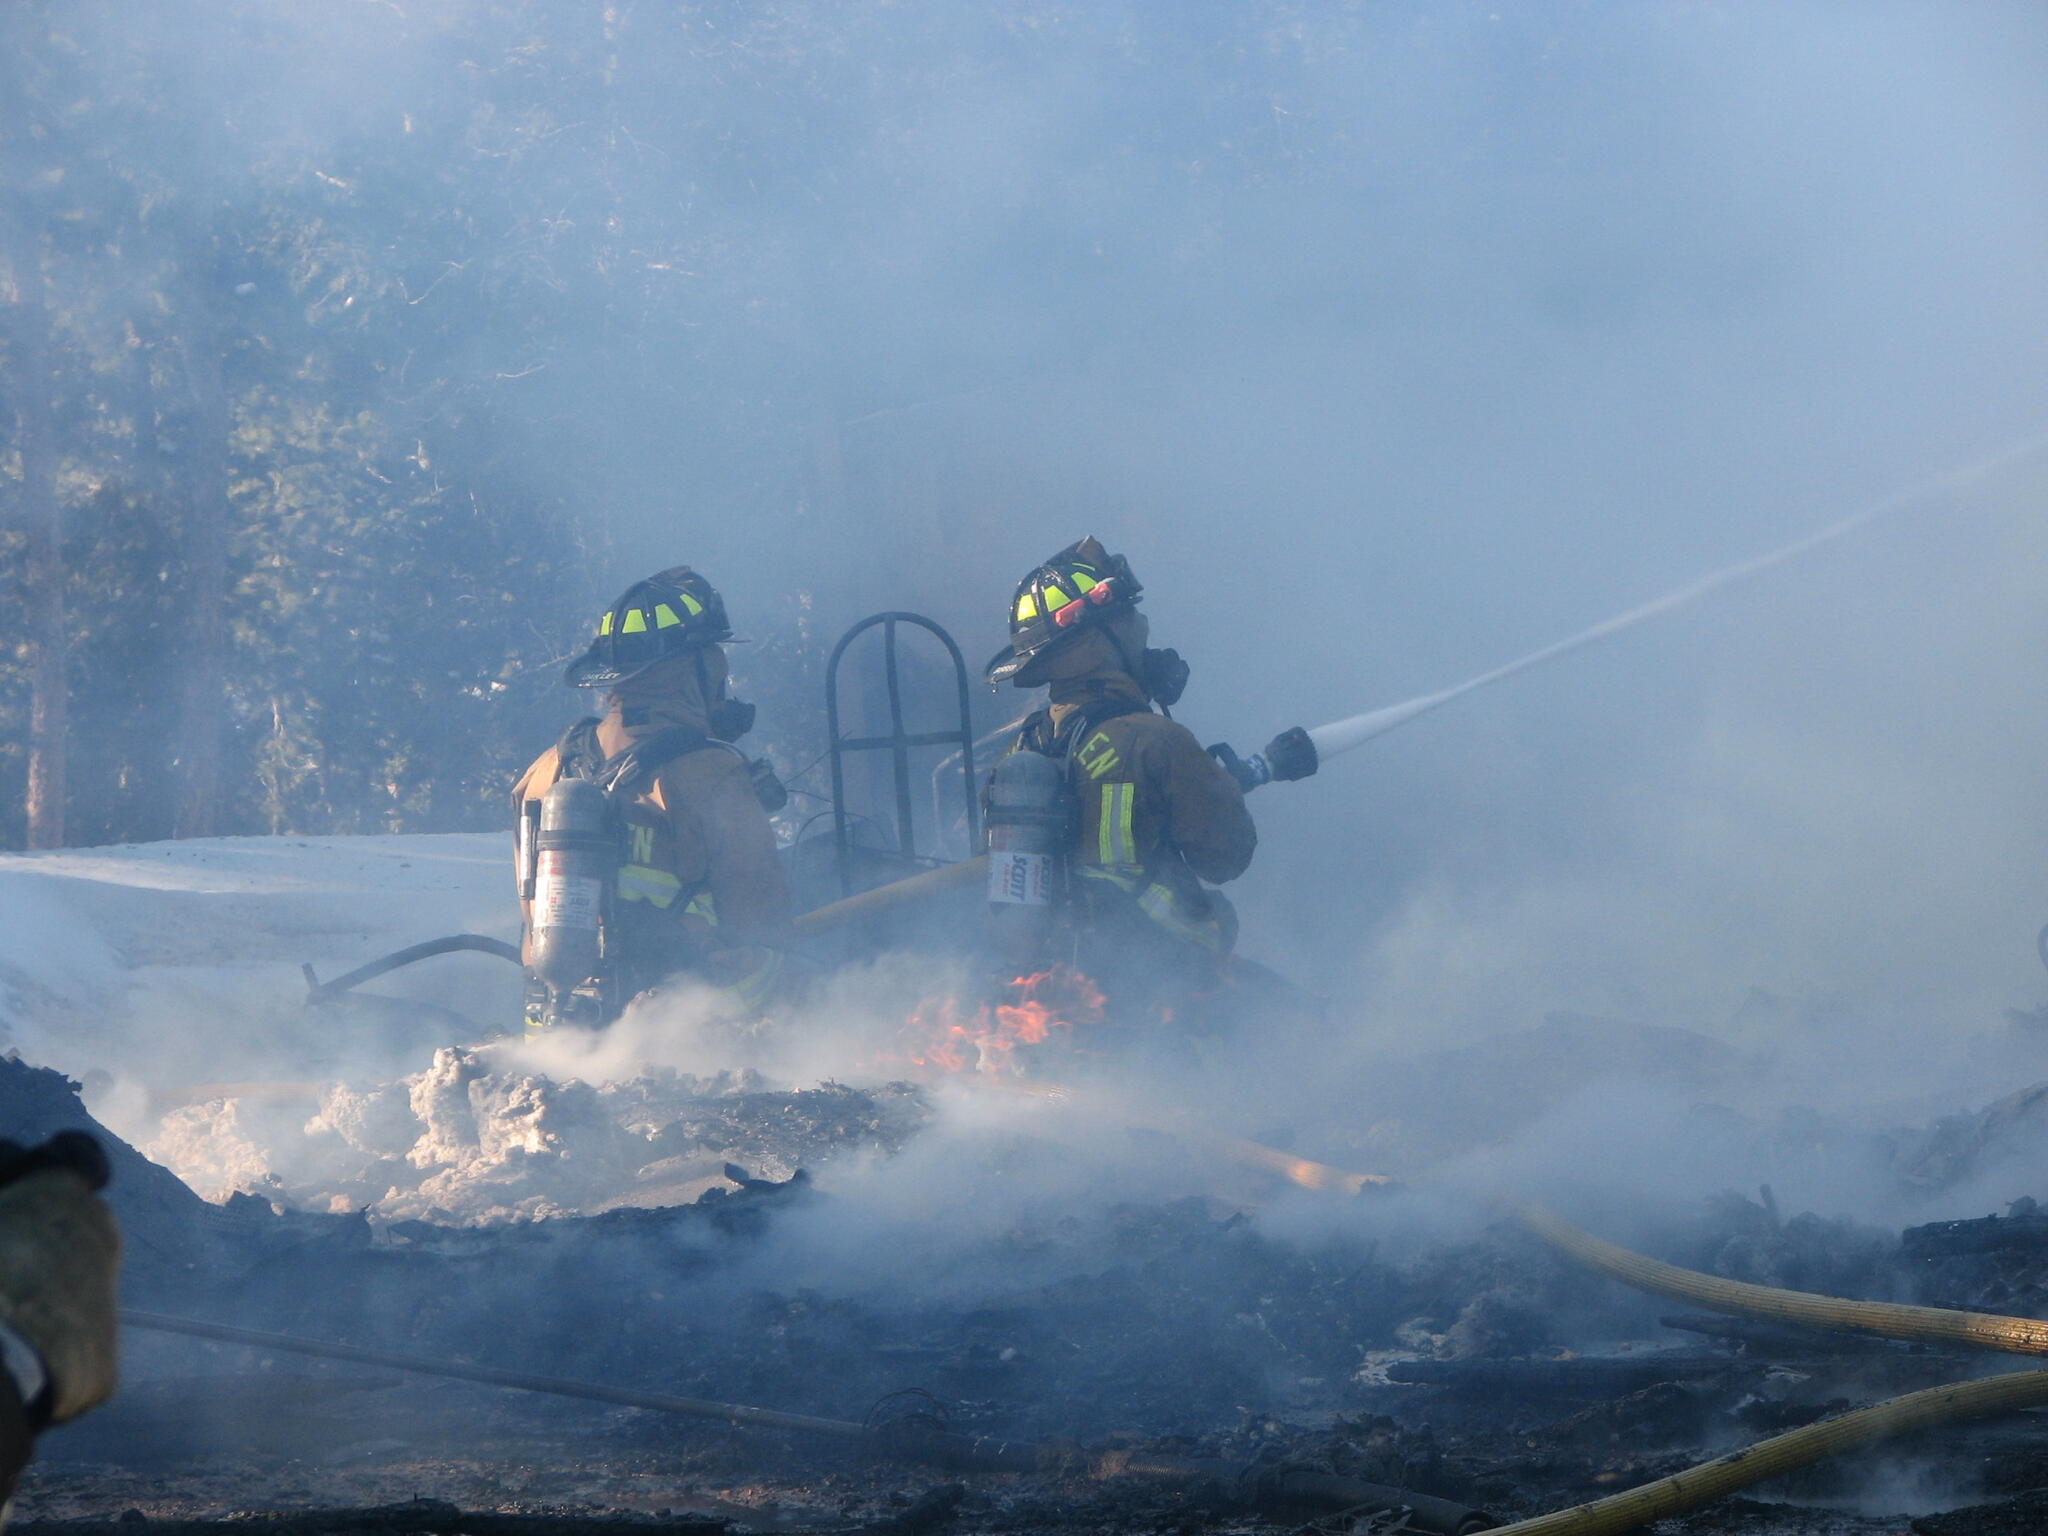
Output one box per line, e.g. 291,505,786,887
1514,1202,2048,1356
112,1089,2048,1530
119,1309,1035,1470
158,1038,2048,1530
292,870,982,1014
301,934,521,1004
1481,1206,2048,1534
1102,1106,2048,1535
986,1077,1396,1193
792,856,986,940
119,1310,1494,1534
1482,1368,2048,1536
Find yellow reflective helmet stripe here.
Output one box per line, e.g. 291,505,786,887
1042,585,1072,611
1016,593,1039,622
679,591,705,616
654,603,683,629
621,608,649,634
599,611,614,636
1070,570,1098,594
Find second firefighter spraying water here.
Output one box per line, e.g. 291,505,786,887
980,537,1299,1027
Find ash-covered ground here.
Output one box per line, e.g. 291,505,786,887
12,837,2048,1533
20,1033,2048,1536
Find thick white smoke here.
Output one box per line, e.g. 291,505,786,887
9,0,2048,1270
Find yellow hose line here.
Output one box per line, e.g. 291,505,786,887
979,1077,1397,1192
1491,1207,2048,1531
975,1092,2048,1532
1190,1123,1396,1193
1515,1203,2048,1356
1009,1085,2048,1357
792,856,986,940
1484,1367,2048,1536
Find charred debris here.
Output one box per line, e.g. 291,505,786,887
11,1033,2048,1536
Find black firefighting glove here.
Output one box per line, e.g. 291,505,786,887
1207,726,1320,794
0,1132,119,1425
1207,741,1260,794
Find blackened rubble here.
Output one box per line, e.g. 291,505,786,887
8,1504,728,1536
21,1051,2048,1533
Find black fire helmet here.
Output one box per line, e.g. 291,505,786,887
562,566,733,689
985,536,1144,687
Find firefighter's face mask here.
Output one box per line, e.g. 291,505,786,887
1139,647,1190,707
1108,610,1189,707
684,647,755,741
709,696,757,741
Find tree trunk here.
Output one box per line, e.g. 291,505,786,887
11,289,66,849
171,325,230,840
2,8,64,849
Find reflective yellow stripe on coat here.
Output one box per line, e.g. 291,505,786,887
1097,782,1137,866
618,864,684,907
617,868,718,926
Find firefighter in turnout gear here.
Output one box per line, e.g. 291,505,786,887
0,1132,120,1509
513,567,792,1032
987,538,1257,1015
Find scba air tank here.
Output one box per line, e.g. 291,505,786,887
985,749,1067,967
528,777,617,1017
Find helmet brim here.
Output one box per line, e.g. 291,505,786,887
563,632,737,689
984,645,1027,686
563,647,655,689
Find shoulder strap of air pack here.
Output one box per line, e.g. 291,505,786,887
552,717,717,800
1030,695,1152,765
552,717,606,783
1014,698,1154,875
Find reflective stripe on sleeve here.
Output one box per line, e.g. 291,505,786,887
1075,866,1228,953
1136,881,1229,952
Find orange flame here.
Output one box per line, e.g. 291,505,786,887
902,967,1106,1075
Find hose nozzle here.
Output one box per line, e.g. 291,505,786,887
1207,726,1318,793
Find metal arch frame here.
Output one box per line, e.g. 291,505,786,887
824,612,980,897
